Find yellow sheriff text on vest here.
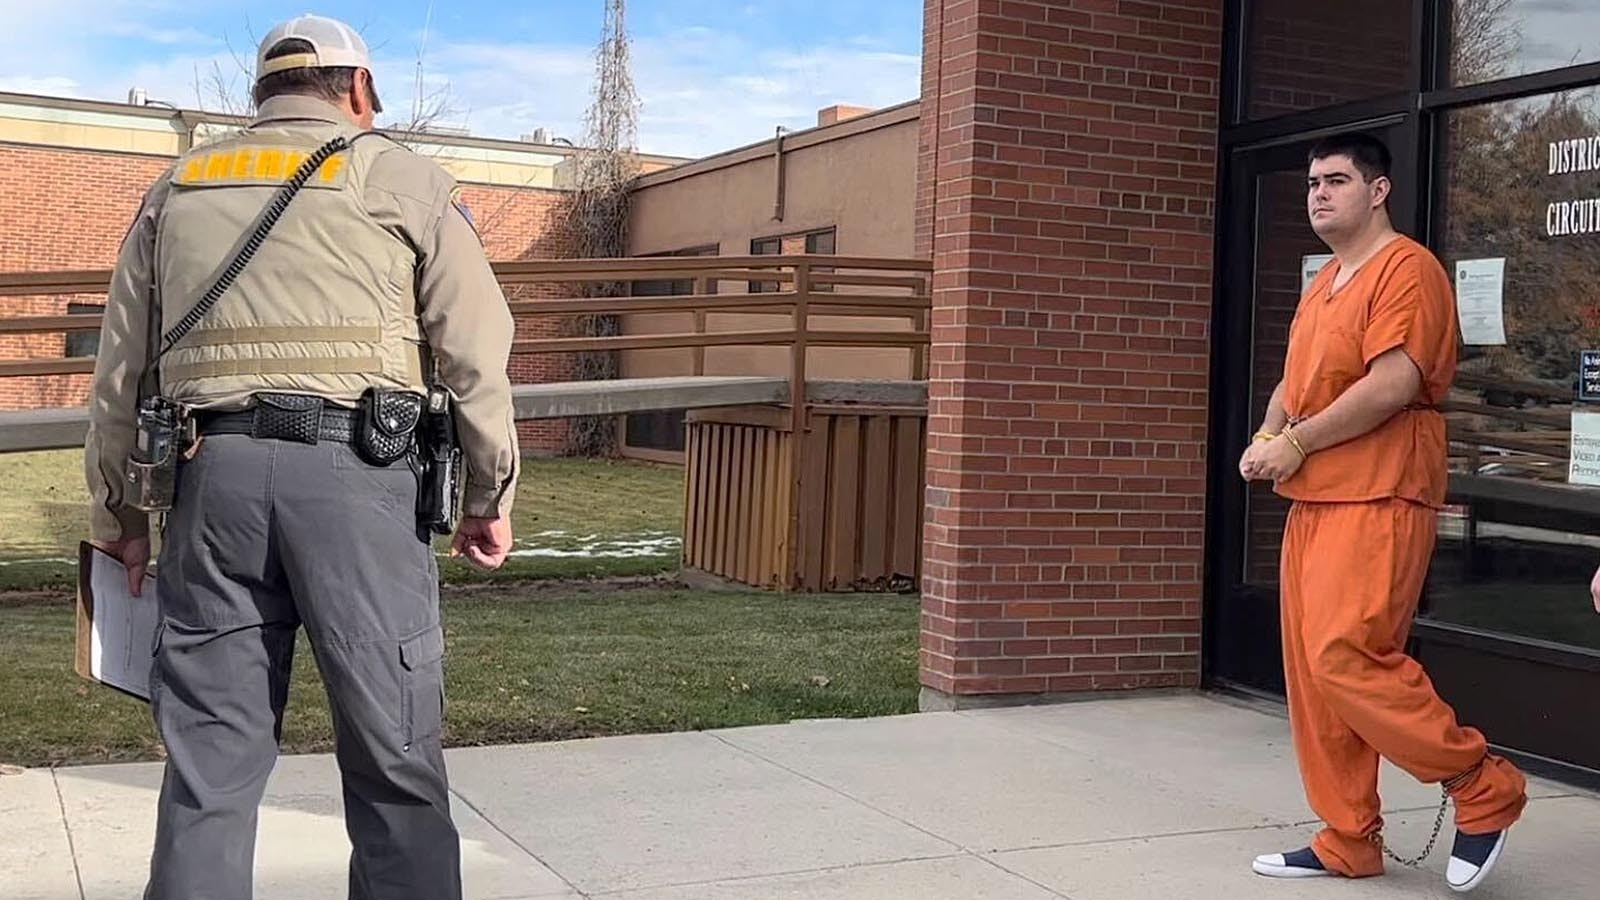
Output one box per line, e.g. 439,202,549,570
179,148,348,185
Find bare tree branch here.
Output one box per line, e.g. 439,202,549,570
190,18,461,153
565,0,642,458
380,1,467,152
1451,0,1519,84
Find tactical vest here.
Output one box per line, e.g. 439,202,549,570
155,123,426,410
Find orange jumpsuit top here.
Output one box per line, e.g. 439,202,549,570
1276,235,1458,508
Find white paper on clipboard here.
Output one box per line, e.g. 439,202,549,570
74,541,160,702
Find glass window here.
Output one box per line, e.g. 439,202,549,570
749,229,836,292
625,408,686,452
1449,0,1600,86
630,244,718,297
804,230,835,254
64,302,102,358
805,229,836,293
1245,0,1416,121
750,236,782,293
1425,84,1600,651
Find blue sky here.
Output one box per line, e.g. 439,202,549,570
0,0,923,157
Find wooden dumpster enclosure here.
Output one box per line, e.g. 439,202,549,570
683,399,926,593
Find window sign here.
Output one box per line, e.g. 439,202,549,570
1455,258,1507,345
1580,349,1600,402
1546,134,1600,237
1569,411,1600,487
1301,253,1333,294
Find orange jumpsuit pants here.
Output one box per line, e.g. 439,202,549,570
1280,499,1527,877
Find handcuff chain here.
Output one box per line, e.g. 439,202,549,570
1370,786,1449,868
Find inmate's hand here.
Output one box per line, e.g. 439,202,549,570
1239,441,1268,481
1253,435,1305,484
1591,565,1599,615
450,517,512,571
93,535,151,597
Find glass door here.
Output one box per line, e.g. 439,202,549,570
1205,120,1416,695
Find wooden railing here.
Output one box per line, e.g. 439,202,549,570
496,256,931,382
0,254,931,381
1433,368,1600,542
0,254,932,588
1446,371,1577,480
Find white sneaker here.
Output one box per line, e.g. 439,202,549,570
1446,828,1507,892
1253,847,1334,878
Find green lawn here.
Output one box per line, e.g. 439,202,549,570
0,450,685,591
0,585,921,767
0,449,921,768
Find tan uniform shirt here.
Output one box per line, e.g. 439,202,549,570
86,95,519,541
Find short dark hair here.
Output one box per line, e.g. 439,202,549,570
1308,132,1392,183
252,38,378,110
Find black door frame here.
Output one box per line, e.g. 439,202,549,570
1205,0,1600,788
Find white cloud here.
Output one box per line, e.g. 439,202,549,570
0,75,82,96
0,9,920,159
426,28,919,157
0,0,243,106
100,22,222,46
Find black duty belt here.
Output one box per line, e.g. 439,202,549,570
195,394,358,444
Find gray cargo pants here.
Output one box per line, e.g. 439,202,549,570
144,433,459,900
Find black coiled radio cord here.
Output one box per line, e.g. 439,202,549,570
159,135,352,354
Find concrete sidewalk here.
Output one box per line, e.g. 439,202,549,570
3,694,1594,899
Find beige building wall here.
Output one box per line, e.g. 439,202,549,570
0,90,685,192
624,102,921,384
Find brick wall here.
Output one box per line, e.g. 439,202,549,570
918,0,1221,700
0,144,169,410
0,295,97,410
0,144,581,453
456,185,581,454
1246,0,1412,121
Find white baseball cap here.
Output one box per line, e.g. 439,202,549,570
256,15,382,109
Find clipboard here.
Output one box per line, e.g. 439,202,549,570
74,540,160,702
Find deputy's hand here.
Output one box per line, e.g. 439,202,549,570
1590,565,1599,614
1254,435,1306,484
451,516,512,571
93,536,151,597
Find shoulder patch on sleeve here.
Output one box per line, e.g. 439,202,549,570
450,185,482,243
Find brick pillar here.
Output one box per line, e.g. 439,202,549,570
918,0,1222,705
913,0,943,260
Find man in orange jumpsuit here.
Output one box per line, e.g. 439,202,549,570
1239,132,1527,892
